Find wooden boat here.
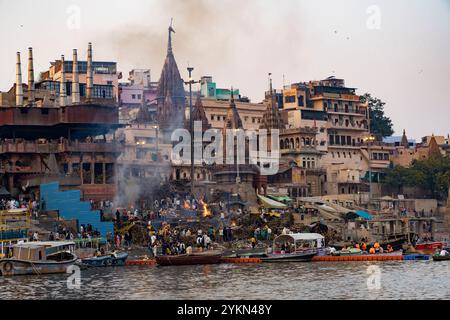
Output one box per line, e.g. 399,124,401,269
155,250,222,266
432,255,450,261
261,233,323,263
81,251,128,267
0,241,77,276
415,242,446,254
222,248,267,258
330,235,411,252
332,248,363,256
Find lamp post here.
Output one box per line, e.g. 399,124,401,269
364,135,375,201
153,125,159,157
185,67,198,196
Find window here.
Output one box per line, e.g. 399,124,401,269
137,94,142,100
285,96,295,103
211,115,214,121
131,94,136,99
136,149,147,159
297,95,304,107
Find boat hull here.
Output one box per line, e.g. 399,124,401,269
432,255,450,261
81,252,128,267
261,251,317,263
156,252,222,266
415,242,445,254
0,257,77,276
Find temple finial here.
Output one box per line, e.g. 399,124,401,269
168,18,175,55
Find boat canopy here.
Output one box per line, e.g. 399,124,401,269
257,194,287,209
273,233,325,249
12,241,75,248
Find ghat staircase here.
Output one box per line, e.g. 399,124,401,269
39,182,113,237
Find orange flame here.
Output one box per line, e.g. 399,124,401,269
183,201,190,209
231,220,237,227
200,198,212,218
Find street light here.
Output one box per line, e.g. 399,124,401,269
364,135,376,201
185,67,199,196
153,125,159,156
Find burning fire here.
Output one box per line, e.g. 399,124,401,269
200,198,212,218
183,200,190,209
231,220,237,227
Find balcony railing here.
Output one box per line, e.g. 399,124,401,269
0,140,123,154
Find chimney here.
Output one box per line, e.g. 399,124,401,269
86,42,93,101
15,52,23,106
72,49,80,104
28,47,35,105
60,55,67,106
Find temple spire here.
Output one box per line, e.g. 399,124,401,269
400,129,409,148
224,87,243,130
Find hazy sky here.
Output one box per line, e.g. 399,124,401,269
0,0,449,139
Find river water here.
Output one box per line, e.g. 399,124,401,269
1,261,449,300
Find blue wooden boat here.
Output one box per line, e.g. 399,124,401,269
81,251,128,267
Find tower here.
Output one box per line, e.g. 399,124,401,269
156,21,186,134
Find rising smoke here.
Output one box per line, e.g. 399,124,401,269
101,0,306,102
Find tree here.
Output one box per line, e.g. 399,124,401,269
383,154,450,200
361,93,394,140
382,165,410,194
408,155,450,200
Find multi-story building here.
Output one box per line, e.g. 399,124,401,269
200,76,249,102
40,44,120,102
118,69,158,124
391,131,446,167
276,76,396,198
0,46,123,201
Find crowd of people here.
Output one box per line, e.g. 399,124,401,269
348,239,394,254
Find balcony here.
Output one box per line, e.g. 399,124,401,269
327,108,367,116
0,140,123,154
60,141,124,153
329,123,368,131
280,146,319,155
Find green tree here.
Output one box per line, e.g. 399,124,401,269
408,155,450,199
384,154,450,200
382,165,410,194
361,93,394,140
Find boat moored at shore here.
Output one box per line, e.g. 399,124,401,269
0,241,77,276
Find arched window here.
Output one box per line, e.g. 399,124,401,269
295,138,300,149
280,140,284,149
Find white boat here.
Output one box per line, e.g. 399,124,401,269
0,241,77,276
262,233,325,262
